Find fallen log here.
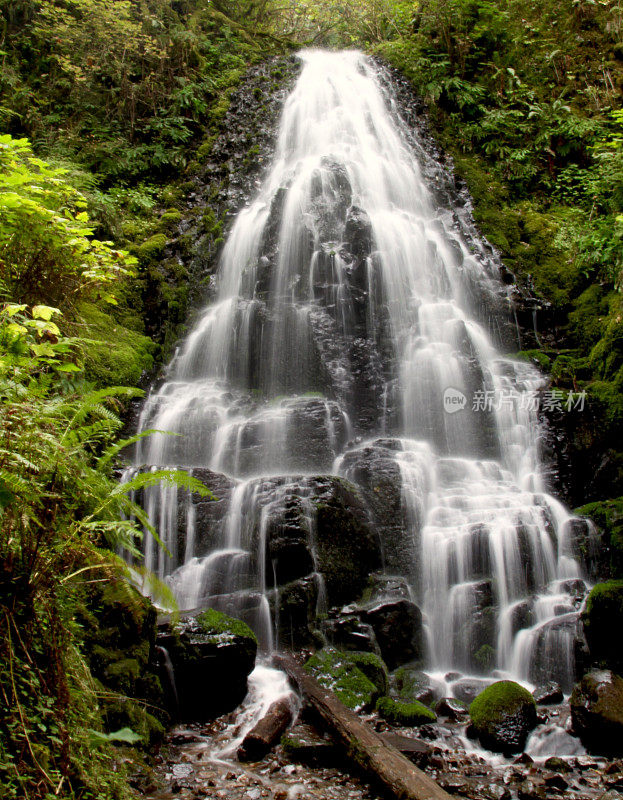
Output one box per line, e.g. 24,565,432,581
274,652,451,800
237,698,293,761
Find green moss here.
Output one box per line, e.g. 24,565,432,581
137,233,167,262
304,648,380,711
159,209,182,231
196,608,258,644
514,349,552,370
77,302,156,386
375,696,436,726
582,581,623,672
569,284,611,348
104,658,141,694
348,651,389,696
469,681,535,731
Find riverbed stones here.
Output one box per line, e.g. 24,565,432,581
570,669,623,755
469,680,538,754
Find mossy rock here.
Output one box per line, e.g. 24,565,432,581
469,680,537,754
137,233,168,262
582,581,623,672
196,608,258,644
159,609,257,721
376,696,436,726
76,579,166,746
348,651,390,696
77,302,156,386
158,209,182,231
514,349,552,371
304,648,380,711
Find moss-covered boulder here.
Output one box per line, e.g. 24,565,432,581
582,581,623,672
469,681,537,754
303,648,381,711
158,608,257,721
348,651,390,696
570,670,623,755
376,696,436,726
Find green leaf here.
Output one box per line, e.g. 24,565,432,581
88,727,143,745
31,305,61,321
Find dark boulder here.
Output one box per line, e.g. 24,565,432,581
570,670,623,756
338,440,417,578
582,581,623,673
361,598,425,670
158,608,257,721
322,613,380,654
469,680,537,754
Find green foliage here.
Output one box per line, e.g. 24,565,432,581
375,695,437,725
0,135,136,308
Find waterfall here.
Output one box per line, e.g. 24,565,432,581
128,49,593,692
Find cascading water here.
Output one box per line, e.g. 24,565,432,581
127,49,595,695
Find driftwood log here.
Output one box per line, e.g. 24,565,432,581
238,698,294,761
274,652,452,800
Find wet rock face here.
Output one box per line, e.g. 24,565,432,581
361,598,425,670
469,680,538,755
570,670,623,756
157,609,257,721
310,476,382,607
338,439,419,579
270,575,319,649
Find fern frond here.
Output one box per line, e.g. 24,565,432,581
114,469,214,499
96,429,176,472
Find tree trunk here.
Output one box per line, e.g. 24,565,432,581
274,653,452,800
238,698,293,761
